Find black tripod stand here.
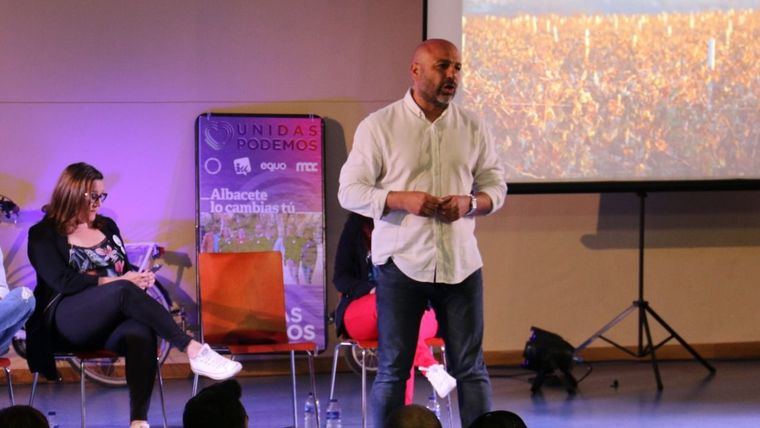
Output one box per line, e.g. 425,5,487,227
573,191,716,389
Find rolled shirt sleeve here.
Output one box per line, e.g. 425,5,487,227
338,118,391,220
473,124,507,214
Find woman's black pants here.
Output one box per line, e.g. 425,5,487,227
55,281,192,421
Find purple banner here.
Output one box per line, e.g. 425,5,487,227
196,114,326,350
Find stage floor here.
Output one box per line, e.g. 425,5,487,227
6,359,759,427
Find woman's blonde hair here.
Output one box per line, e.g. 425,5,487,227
44,162,104,235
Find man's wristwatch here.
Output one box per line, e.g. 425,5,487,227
465,194,477,216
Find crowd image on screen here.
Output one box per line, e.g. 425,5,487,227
462,8,759,182
200,212,323,285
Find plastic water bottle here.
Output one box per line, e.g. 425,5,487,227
304,393,318,428
325,398,342,428
426,394,441,421
46,410,59,428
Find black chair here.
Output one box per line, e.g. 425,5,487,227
29,350,168,428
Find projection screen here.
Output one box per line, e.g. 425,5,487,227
428,0,759,191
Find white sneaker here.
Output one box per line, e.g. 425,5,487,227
420,364,457,398
189,344,243,380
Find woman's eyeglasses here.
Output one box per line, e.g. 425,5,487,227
85,192,108,203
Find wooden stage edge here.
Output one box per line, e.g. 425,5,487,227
4,341,759,385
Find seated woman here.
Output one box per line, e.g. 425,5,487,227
0,245,35,356
26,162,242,428
333,213,456,404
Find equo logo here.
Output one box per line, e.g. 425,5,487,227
296,162,318,172
260,162,287,172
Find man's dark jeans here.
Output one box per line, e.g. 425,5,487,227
371,260,492,427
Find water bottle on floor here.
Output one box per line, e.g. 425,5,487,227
325,398,342,428
46,410,59,428
426,394,441,421
304,392,318,428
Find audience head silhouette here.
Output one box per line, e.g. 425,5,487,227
183,379,248,428
468,410,527,428
385,404,442,428
0,405,50,428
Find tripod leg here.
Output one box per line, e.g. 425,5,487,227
641,310,663,390
573,304,638,355
645,305,716,373
559,367,578,394
531,369,548,394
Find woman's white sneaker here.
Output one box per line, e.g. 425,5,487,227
189,344,243,380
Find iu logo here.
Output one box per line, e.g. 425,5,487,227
234,157,252,175
296,162,318,172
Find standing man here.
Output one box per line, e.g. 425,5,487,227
338,39,506,427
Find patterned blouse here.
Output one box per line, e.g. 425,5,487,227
69,234,127,277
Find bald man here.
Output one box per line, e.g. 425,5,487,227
339,39,506,427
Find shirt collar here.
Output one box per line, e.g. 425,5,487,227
403,89,425,119
403,89,451,122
